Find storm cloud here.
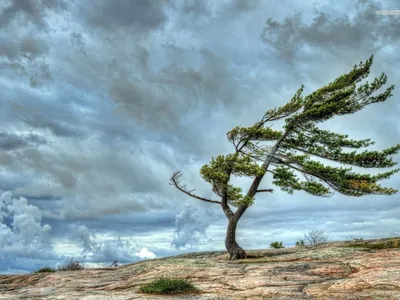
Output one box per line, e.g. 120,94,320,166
0,0,399,274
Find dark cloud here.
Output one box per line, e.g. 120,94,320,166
0,0,67,29
109,75,180,130
67,210,179,236
8,94,87,138
110,47,245,131
0,0,64,88
0,0,399,275
19,36,50,58
261,0,400,62
228,0,262,14
0,38,53,88
181,0,211,16
69,31,87,56
84,0,168,32
22,116,81,138
0,132,46,151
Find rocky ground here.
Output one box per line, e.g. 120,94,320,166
0,237,400,299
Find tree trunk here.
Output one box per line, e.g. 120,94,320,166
225,216,247,260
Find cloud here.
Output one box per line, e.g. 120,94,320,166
0,132,46,151
0,0,67,29
135,248,156,260
82,0,169,32
179,0,212,16
67,224,156,264
260,0,400,62
0,191,52,250
225,0,262,15
109,46,250,132
0,190,58,273
0,34,49,61
0,189,161,273
171,203,220,249
0,0,399,275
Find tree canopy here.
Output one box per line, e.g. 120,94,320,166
171,54,399,211
170,54,399,261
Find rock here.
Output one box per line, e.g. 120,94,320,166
0,237,400,299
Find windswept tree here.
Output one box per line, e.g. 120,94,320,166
170,55,399,260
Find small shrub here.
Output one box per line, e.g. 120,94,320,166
392,239,400,248
138,277,201,295
295,239,305,247
270,241,284,249
345,236,364,243
345,239,400,250
33,266,56,273
303,229,331,247
57,257,86,271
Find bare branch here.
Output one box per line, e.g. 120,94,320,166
303,229,331,249
170,171,222,205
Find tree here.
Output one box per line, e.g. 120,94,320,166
303,229,331,248
170,55,400,260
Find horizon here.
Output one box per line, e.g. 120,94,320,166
5,235,400,275
1,0,399,275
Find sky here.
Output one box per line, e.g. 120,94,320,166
0,0,399,274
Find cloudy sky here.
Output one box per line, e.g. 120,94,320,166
1,0,400,274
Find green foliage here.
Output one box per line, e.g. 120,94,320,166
286,55,395,128
200,153,262,207
200,154,265,183
33,266,56,273
344,239,400,249
227,126,283,143
271,166,301,194
262,85,305,122
271,165,332,196
32,258,87,274
282,122,400,169
295,239,305,247
225,184,255,206
345,237,364,243
178,55,398,215
57,257,86,271
138,277,201,295
269,241,285,249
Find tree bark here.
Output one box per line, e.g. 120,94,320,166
225,216,247,260
224,133,290,260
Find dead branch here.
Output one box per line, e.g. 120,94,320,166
170,171,222,205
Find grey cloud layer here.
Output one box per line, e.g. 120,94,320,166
0,0,399,274
261,0,400,62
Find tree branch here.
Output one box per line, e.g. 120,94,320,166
275,158,338,193
256,189,274,193
283,145,330,160
170,171,222,205
239,150,264,162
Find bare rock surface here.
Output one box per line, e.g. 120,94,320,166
1,237,400,299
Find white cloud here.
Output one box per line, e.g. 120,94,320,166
171,203,220,249
135,248,156,260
